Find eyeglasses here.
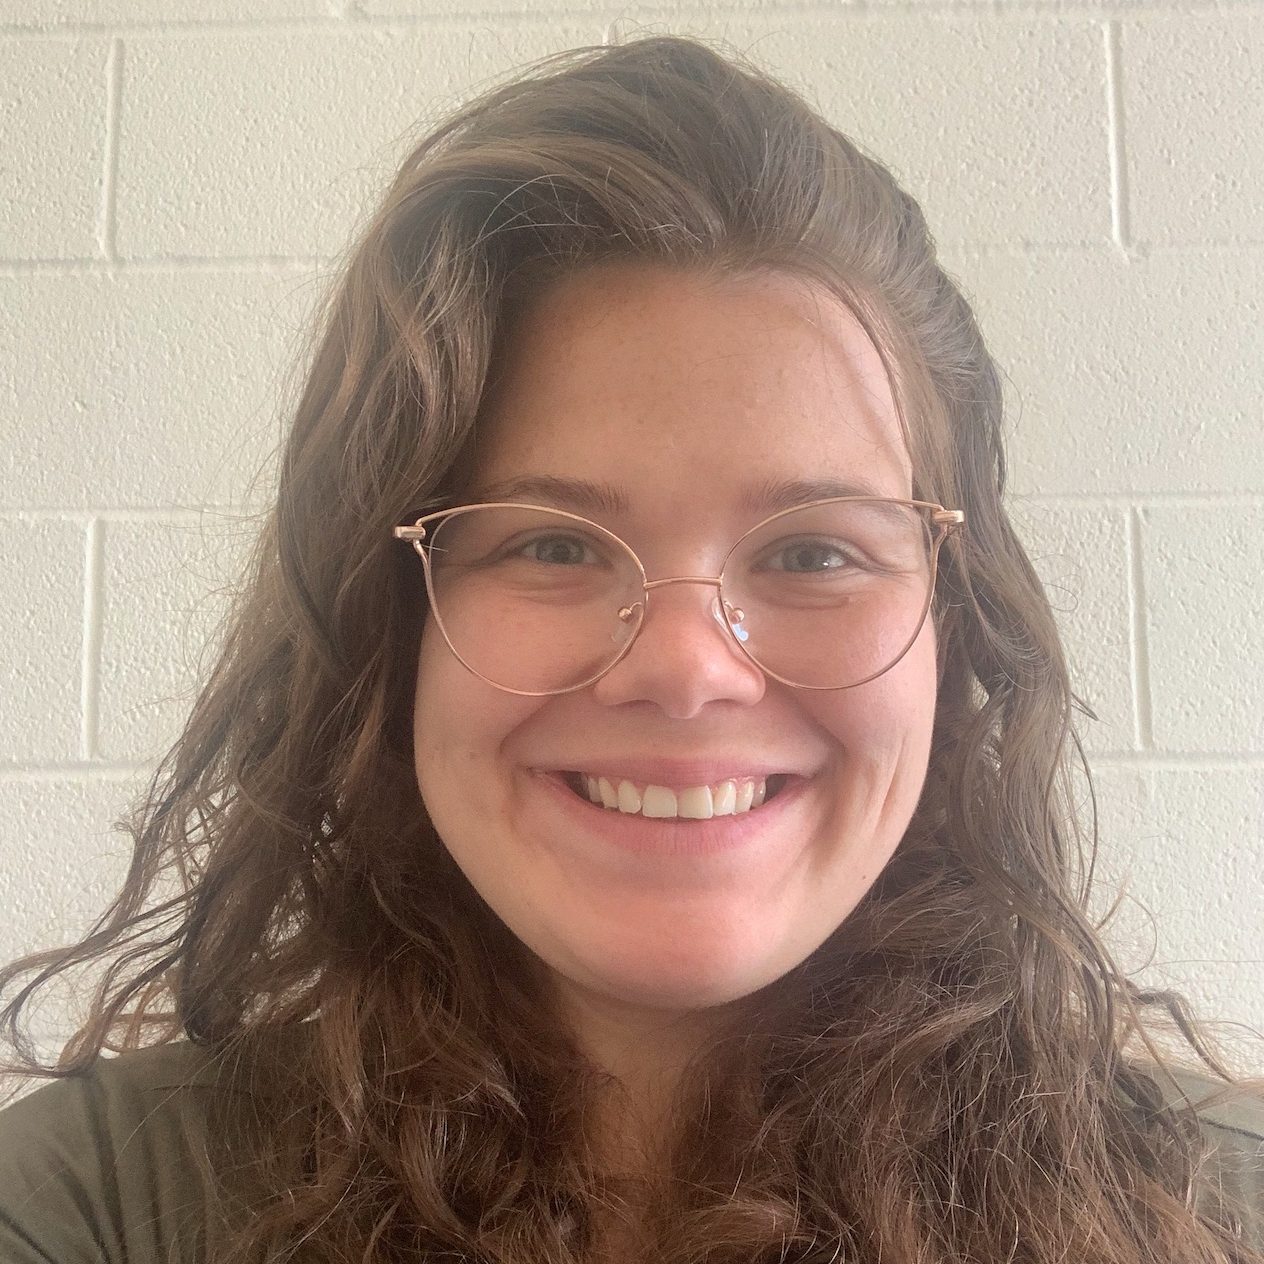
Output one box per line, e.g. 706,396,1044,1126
393,498,964,696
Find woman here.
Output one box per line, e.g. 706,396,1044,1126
1,34,1261,1264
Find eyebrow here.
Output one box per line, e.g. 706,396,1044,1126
742,476,898,514
469,475,629,516
468,473,900,518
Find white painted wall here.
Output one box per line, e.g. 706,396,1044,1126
1,4,1260,1064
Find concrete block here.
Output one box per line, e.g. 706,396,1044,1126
1084,762,1150,960
1124,14,1264,246
942,247,1264,496
1012,501,1136,755
0,37,108,261
1088,764,1264,1064
1142,504,1263,754
0,267,322,510
117,23,605,259
0,773,145,1057
0,774,140,959
0,520,83,764
1000,758,1264,1068
97,515,255,764
716,14,1109,247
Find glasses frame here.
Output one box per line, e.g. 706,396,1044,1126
394,497,965,696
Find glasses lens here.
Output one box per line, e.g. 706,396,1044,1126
423,506,644,693
722,500,935,688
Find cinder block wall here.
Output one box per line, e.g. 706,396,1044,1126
1,4,1260,1064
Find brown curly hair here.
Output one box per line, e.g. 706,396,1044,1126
3,34,1261,1264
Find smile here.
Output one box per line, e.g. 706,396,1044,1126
562,772,791,820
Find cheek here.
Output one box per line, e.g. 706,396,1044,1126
807,630,938,757
797,628,938,866
412,627,487,808
411,626,536,816
413,627,451,768
413,622,449,729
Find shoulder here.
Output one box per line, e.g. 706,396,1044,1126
0,1024,311,1264
1129,1061,1264,1250
1176,1066,1264,1250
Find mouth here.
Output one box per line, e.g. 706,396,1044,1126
557,771,793,820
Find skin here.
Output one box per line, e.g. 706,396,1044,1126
412,262,938,1173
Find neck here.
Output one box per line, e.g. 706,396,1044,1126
548,979,725,1178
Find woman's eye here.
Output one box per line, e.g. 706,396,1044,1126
766,540,855,573
518,535,593,565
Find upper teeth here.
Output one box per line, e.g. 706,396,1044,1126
581,775,768,819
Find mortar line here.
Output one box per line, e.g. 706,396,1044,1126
1127,507,1154,750
1014,491,1264,508
98,38,123,263
8,243,1264,276
3,1,1263,34
81,519,104,761
0,507,268,523
0,763,150,782
1104,19,1132,255
1088,754,1264,770
0,12,616,37
0,256,325,275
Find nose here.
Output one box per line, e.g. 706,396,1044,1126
590,579,766,718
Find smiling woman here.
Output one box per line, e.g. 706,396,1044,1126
1,33,1262,1264
410,267,946,1040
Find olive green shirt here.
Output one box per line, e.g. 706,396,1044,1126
1,1031,1261,1260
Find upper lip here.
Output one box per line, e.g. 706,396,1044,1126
537,758,813,786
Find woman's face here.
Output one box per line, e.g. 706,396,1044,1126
413,264,937,1025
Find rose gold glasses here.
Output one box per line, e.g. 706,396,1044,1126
393,498,964,696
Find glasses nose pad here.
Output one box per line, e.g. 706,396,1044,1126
712,594,750,644
615,600,644,645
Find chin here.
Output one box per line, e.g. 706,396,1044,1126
560,932,808,1017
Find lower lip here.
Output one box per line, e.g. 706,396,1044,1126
533,771,809,859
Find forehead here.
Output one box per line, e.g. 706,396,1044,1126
468,264,912,516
